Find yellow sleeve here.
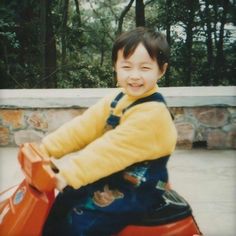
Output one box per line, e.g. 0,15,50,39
41,95,111,158
54,102,177,189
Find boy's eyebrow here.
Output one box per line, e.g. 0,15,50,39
120,60,154,65
120,60,131,63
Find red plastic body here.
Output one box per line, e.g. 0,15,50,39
0,143,55,236
116,216,201,236
0,180,54,236
0,143,202,236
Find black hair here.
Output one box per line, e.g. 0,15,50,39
112,27,170,72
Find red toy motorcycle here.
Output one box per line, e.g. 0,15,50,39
0,143,202,236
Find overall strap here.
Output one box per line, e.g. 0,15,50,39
110,92,125,108
106,92,124,129
122,92,166,114
106,92,168,129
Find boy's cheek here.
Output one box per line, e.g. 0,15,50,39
116,70,128,78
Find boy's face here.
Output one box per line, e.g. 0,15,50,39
115,43,166,97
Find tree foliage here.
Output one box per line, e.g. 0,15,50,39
0,0,235,88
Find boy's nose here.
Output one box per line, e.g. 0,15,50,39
129,69,141,79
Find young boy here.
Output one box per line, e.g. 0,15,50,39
41,27,177,236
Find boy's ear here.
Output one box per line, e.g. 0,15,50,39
159,63,168,78
162,63,168,74
157,63,168,81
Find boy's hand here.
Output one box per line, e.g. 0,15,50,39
50,157,67,192
34,143,68,192
43,160,67,192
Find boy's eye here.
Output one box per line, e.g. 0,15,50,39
142,66,151,70
122,65,131,69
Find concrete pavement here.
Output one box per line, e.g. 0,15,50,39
0,147,235,235
168,149,236,236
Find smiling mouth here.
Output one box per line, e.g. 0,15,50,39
128,83,143,88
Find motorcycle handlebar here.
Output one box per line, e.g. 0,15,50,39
18,143,56,192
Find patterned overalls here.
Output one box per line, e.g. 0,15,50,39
43,92,171,236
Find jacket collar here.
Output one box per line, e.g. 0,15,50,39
122,84,159,100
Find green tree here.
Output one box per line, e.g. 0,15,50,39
39,0,57,88
0,0,235,88
136,0,145,26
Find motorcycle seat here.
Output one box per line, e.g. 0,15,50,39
137,189,192,226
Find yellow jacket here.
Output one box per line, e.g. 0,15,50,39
41,85,177,189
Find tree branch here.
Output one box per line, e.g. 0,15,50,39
117,0,135,35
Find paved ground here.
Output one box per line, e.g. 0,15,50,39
0,147,235,235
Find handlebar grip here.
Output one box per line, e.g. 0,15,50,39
18,143,56,192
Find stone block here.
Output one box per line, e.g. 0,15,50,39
27,111,48,130
170,107,185,116
14,130,44,146
0,126,10,146
222,124,236,133
193,108,229,128
227,107,236,115
173,114,185,123
207,130,227,149
175,122,195,149
228,108,236,124
0,110,24,129
226,131,236,149
194,126,207,142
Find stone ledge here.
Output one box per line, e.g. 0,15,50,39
0,87,236,149
0,86,235,108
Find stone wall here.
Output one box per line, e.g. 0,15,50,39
0,87,235,149
0,108,86,146
171,107,236,149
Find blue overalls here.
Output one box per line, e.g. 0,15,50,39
43,92,171,236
